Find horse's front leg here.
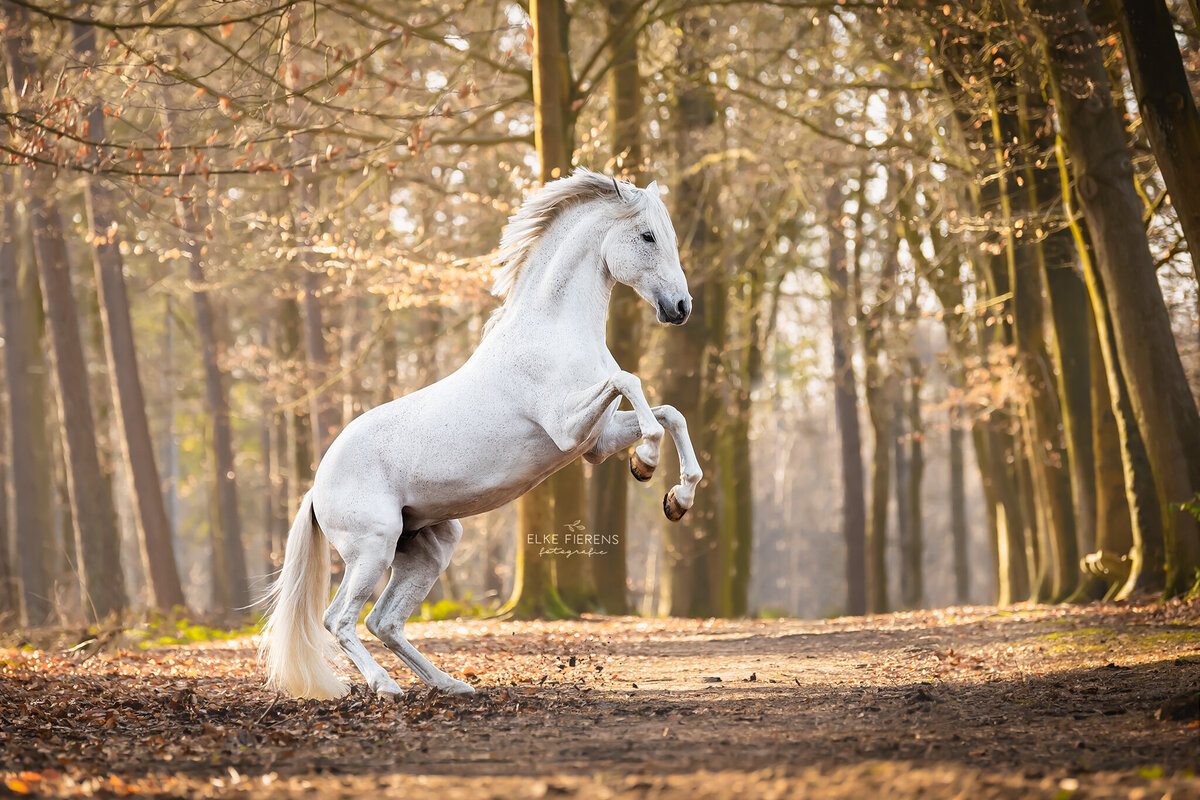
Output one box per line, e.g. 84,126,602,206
545,371,665,472
584,407,703,521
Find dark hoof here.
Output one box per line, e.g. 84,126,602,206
663,489,688,522
630,453,655,482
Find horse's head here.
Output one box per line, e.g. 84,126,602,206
603,179,691,325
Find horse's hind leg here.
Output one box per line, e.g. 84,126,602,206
365,519,474,696
322,534,404,699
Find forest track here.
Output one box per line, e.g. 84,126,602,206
1,599,1197,798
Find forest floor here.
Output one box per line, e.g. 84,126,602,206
1,599,1198,799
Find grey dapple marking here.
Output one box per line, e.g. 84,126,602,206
259,169,702,699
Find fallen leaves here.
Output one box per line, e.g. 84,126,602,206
0,603,1197,799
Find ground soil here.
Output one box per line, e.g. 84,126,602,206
1,599,1198,798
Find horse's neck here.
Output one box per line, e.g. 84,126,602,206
503,205,613,342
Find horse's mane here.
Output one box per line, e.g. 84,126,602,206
483,167,659,337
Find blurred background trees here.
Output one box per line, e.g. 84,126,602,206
0,0,1197,626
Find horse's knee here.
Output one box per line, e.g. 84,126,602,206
325,609,356,646
369,614,405,644
656,404,687,432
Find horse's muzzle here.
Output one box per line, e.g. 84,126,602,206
656,296,691,325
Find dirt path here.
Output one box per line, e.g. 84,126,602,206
2,600,1198,798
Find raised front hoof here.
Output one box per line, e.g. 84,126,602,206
442,679,476,696
630,453,655,482
663,489,688,522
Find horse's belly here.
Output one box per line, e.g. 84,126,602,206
315,378,613,532
399,433,578,529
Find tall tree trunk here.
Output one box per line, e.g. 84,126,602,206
1111,0,1200,265
864,377,893,615
587,0,643,616
5,11,126,620
1030,0,1200,593
285,10,341,457
85,184,183,609
1023,89,1095,599
949,423,970,603
0,171,55,625
27,187,126,620
1084,305,1135,592
281,297,315,487
998,82,1077,603
658,13,722,618
827,186,867,616
181,196,249,612
73,23,183,610
1078,228,1166,597
0,380,13,619
503,0,574,619
900,358,925,610
1050,132,1164,597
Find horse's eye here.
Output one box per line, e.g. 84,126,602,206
640,231,656,243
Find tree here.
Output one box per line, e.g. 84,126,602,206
658,12,723,618
1027,0,1200,594
826,184,867,616
73,19,185,611
586,0,644,616
4,12,126,620
0,170,55,625
1108,0,1200,265
501,0,574,620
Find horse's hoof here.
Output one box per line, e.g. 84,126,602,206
444,679,475,696
663,489,688,522
375,684,405,702
630,453,655,482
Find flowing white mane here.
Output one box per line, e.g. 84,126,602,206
483,167,674,337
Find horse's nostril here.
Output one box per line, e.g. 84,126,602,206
675,299,687,316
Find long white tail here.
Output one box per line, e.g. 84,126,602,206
258,490,348,699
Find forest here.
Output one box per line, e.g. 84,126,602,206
0,0,1198,797
2,0,1198,626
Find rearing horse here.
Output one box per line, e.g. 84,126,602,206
260,168,703,700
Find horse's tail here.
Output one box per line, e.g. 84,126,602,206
258,489,348,700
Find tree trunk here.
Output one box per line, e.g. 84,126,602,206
864,380,892,616
658,13,723,617
504,0,574,619
0,379,13,619
27,186,126,620
73,19,183,610
1003,84,1078,603
0,171,55,625
949,424,970,603
182,196,249,612
85,182,184,610
826,186,867,616
1084,239,1166,597
281,297,315,487
1023,90,1094,599
284,11,341,458
1030,0,1200,594
1111,0,1200,266
1085,304,1135,592
900,359,925,610
587,0,643,616
5,11,126,620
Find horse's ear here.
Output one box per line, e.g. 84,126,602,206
646,180,660,198
611,176,624,201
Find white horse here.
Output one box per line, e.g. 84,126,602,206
259,168,703,700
